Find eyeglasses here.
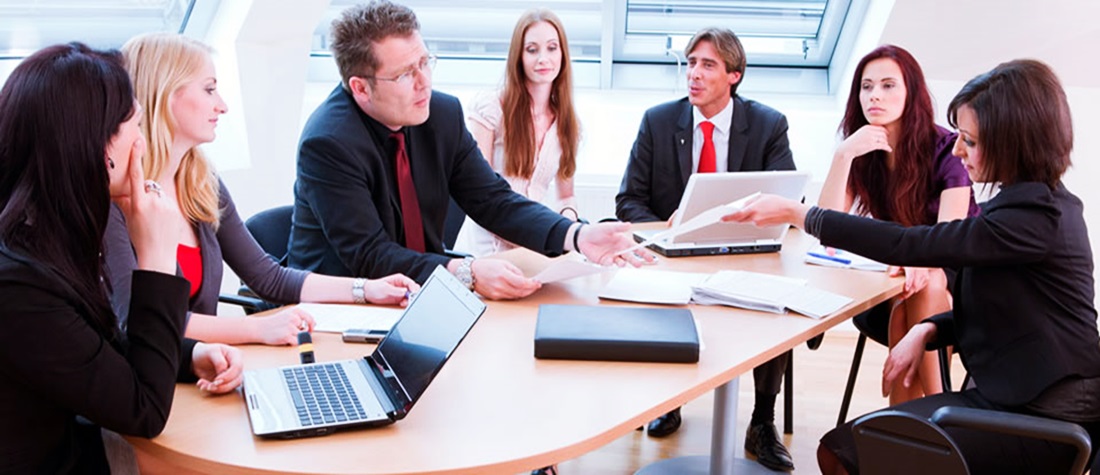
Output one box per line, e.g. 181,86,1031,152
367,55,437,86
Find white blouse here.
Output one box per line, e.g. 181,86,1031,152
454,91,579,257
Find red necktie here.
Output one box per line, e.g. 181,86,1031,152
391,132,425,252
698,121,716,173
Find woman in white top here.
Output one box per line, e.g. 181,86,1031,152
455,8,582,257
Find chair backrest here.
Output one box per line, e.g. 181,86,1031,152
245,205,294,262
852,410,969,475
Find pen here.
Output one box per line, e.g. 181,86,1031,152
405,289,418,302
807,251,852,265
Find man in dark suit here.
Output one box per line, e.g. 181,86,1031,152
615,27,797,471
289,1,643,300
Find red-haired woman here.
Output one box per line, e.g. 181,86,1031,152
455,8,582,257
818,44,979,404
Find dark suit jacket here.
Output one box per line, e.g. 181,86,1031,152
0,244,192,473
616,96,796,222
289,86,571,283
816,182,1100,406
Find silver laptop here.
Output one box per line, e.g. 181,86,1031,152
633,171,810,257
242,266,486,439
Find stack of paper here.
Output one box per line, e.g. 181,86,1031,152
691,270,853,319
804,244,888,272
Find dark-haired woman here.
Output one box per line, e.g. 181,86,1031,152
818,45,979,404
0,43,241,473
726,59,1100,474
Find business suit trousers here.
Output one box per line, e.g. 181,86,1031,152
821,388,1100,474
754,352,788,396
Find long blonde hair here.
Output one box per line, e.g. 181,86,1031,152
122,33,220,228
501,9,579,181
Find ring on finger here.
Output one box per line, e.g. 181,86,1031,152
144,179,164,197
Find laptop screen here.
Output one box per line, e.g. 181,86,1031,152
374,267,486,404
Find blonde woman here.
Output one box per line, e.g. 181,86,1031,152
454,8,582,257
104,33,418,346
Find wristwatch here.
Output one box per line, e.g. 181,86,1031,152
351,278,367,304
455,256,476,290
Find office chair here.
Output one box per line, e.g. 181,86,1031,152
836,302,959,426
852,407,1093,475
217,205,294,314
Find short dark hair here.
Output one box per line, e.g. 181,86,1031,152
948,59,1072,188
330,0,420,89
0,42,133,339
685,27,747,95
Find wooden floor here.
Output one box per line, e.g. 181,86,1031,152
532,331,966,475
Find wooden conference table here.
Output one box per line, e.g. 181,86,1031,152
129,229,902,474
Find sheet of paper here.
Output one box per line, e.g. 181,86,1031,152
296,303,404,333
598,268,709,305
617,192,761,256
532,257,610,283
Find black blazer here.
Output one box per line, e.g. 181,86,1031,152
817,182,1100,406
289,86,571,283
615,96,796,222
0,244,192,473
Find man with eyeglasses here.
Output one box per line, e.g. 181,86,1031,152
289,0,646,298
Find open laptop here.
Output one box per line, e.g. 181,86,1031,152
633,170,810,257
242,266,486,439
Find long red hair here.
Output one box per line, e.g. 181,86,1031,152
841,45,938,226
500,9,579,181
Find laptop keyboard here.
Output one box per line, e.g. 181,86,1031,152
284,363,369,426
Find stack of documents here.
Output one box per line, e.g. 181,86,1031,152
691,270,853,319
804,244,888,272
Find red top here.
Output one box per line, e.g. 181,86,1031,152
177,244,203,298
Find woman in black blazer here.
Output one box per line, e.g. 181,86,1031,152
726,59,1100,474
0,43,242,473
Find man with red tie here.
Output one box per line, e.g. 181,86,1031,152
290,0,644,301
615,27,797,471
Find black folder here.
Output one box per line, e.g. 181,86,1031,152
534,304,699,363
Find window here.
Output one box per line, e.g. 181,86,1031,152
0,0,205,57
308,0,864,91
617,0,850,67
313,0,603,61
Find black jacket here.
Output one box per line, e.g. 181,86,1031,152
289,86,571,283
0,244,192,473
817,182,1100,406
616,95,796,222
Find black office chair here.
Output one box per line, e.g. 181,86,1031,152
837,302,959,426
852,407,1093,475
217,205,294,314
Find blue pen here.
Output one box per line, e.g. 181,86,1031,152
807,251,852,265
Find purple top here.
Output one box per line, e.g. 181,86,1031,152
927,126,981,221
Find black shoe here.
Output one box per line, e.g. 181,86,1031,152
646,407,682,438
531,466,557,475
744,422,794,471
